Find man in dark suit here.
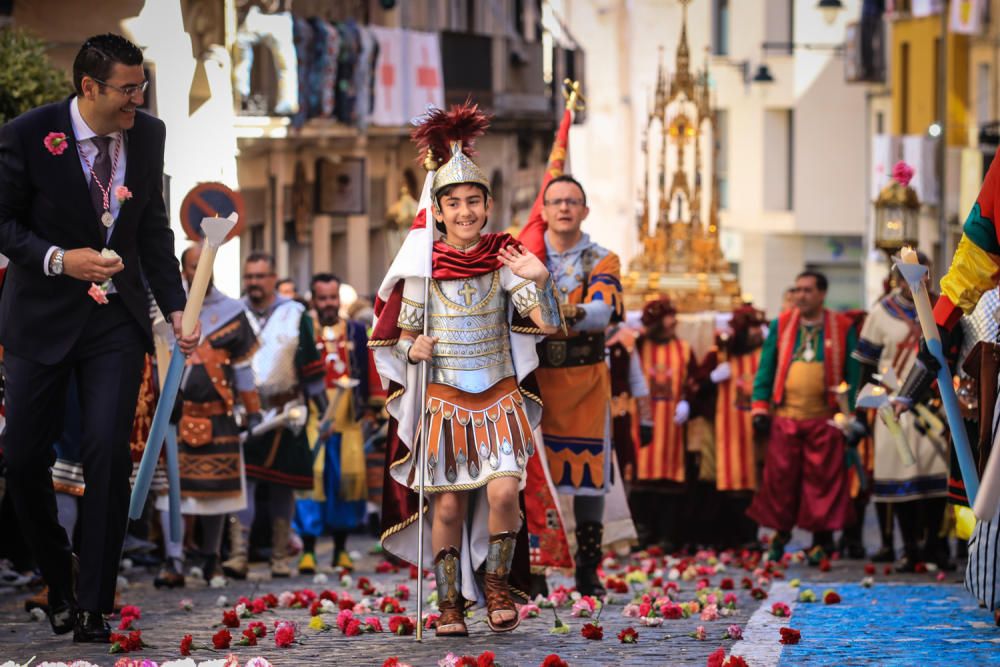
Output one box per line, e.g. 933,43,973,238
0,33,199,642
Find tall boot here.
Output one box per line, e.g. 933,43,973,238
920,497,955,571
485,531,520,632
871,502,895,562
895,500,921,572
221,516,248,580
575,522,606,596
433,546,467,637
838,496,867,559
270,517,292,578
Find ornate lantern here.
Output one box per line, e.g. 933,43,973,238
874,161,919,258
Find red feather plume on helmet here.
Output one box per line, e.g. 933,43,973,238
410,100,492,166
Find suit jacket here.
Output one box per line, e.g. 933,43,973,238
0,99,185,364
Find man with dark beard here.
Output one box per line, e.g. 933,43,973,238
222,253,327,579
631,297,697,551
293,273,371,573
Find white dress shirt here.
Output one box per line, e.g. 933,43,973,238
44,97,128,276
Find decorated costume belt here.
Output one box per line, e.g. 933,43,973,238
537,333,606,368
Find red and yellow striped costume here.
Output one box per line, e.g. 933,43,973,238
636,337,692,483
714,348,761,491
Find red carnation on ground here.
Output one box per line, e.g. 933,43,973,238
914,562,928,574
275,622,296,647
376,560,398,574
320,589,338,602
581,622,604,640
770,602,791,617
309,600,322,616
741,577,753,589
222,609,240,628
720,578,734,590
478,650,497,667
883,565,892,575
212,628,232,649
251,598,268,615
540,655,569,667
389,615,415,635
779,627,801,645
344,618,362,636
120,605,141,621
380,595,404,613
248,620,267,637
661,603,684,619
617,627,639,643
180,634,193,656
823,590,842,604
456,657,477,667
239,628,258,646
726,657,750,667
864,563,876,575
818,558,831,572
424,613,440,629
751,587,768,600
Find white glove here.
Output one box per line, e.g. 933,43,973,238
673,400,690,425
710,362,732,384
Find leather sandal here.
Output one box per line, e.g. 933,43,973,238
433,546,468,637
484,531,519,633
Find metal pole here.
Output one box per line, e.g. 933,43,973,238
414,183,435,641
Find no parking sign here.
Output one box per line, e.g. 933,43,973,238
179,182,245,242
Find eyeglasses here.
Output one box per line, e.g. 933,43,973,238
543,198,585,208
91,77,149,98
243,273,274,281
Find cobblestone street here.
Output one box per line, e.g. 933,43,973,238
1,535,997,667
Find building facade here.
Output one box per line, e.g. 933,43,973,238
557,0,869,316
6,0,577,300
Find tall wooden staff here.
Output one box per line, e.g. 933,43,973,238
129,214,238,520
894,247,980,506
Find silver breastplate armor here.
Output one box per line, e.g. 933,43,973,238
250,300,305,398
427,272,515,394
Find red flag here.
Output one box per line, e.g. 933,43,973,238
518,107,573,262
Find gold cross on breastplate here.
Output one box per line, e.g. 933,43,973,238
458,281,477,306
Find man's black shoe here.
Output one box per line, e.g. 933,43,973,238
47,594,75,635
73,610,110,643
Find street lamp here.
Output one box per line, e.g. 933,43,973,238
874,161,919,283
817,0,845,25
752,64,775,84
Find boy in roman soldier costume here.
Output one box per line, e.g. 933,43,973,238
370,104,562,636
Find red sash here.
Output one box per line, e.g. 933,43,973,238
772,309,849,411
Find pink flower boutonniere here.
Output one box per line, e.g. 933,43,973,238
116,185,133,205
88,282,109,305
88,249,121,304
44,132,69,155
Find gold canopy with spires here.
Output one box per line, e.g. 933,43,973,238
624,0,741,313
